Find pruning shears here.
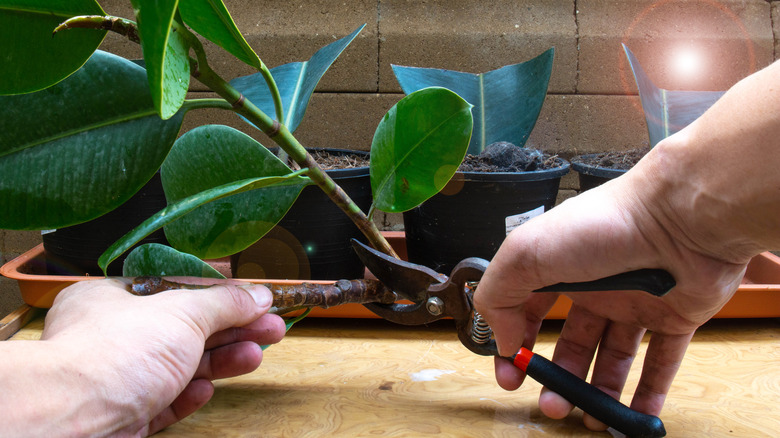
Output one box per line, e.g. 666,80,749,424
351,239,675,438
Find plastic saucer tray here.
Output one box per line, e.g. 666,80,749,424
2,235,780,319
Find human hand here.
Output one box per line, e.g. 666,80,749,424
41,278,286,436
473,142,751,431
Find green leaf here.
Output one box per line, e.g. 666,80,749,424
123,243,225,278
392,48,554,155
370,87,473,213
0,0,106,94
179,0,261,70
623,44,725,147
99,170,310,272
161,125,311,259
0,50,184,230
230,24,365,132
130,0,190,119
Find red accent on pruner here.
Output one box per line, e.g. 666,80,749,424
512,347,534,372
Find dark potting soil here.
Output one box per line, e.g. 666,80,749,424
311,149,370,170
573,147,650,171
458,142,562,172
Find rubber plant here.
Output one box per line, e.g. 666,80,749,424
0,2,474,299
389,50,570,273
571,45,726,192
623,44,725,147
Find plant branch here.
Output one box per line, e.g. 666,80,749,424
53,15,139,44
186,34,397,258
128,277,398,314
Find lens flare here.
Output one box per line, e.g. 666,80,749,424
673,48,701,79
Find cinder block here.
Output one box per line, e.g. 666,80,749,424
0,277,24,319
379,0,577,93
98,0,379,92
527,94,649,157
773,3,780,60
556,189,578,205
182,92,399,151
578,0,774,94
3,230,42,254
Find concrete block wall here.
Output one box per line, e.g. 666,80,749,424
1,0,778,315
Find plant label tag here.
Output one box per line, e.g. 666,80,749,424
505,206,545,235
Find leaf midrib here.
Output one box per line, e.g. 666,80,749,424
375,106,468,204
0,109,161,159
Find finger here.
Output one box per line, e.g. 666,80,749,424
539,305,608,419
491,293,560,390
205,313,286,350
162,283,274,339
494,356,526,390
195,341,264,381
630,331,694,416
582,322,646,431
146,379,214,436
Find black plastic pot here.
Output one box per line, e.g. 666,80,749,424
571,154,628,191
231,149,371,280
403,159,570,274
42,172,169,276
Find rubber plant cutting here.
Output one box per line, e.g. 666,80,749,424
0,2,674,436
0,0,474,308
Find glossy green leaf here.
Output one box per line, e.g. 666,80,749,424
392,48,554,155
123,243,225,278
0,0,105,94
161,125,311,259
370,87,473,213
130,0,190,119
0,51,184,230
179,0,261,70
623,44,725,147
230,24,365,132
99,170,310,272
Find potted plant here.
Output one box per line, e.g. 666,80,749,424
0,2,474,304
390,49,570,273
571,44,725,191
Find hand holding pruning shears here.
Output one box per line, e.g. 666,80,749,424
352,239,674,437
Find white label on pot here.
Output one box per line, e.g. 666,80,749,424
41,229,56,235
505,206,545,235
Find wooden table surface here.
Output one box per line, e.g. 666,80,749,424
7,315,780,437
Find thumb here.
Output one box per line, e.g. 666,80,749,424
167,283,273,339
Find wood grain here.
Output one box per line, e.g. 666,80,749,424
7,316,780,436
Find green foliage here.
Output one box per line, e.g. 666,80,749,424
123,243,226,278
623,44,725,147
230,24,365,133
0,0,106,94
2,0,477,282
392,48,554,155
370,88,473,213
160,125,311,259
130,0,191,120
98,169,310,272
178,0,262,70
0,51,184,230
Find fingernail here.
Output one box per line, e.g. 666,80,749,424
241,284,271,307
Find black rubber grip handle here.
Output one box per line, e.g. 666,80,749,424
525,352,666,438
534,268,675,297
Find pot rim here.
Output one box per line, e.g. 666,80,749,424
571,153,631,179
456,158,570,182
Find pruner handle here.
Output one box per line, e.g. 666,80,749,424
533,269,675,297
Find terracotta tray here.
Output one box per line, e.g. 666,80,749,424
2,233,780,318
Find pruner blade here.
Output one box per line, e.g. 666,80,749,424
351,239,444,302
